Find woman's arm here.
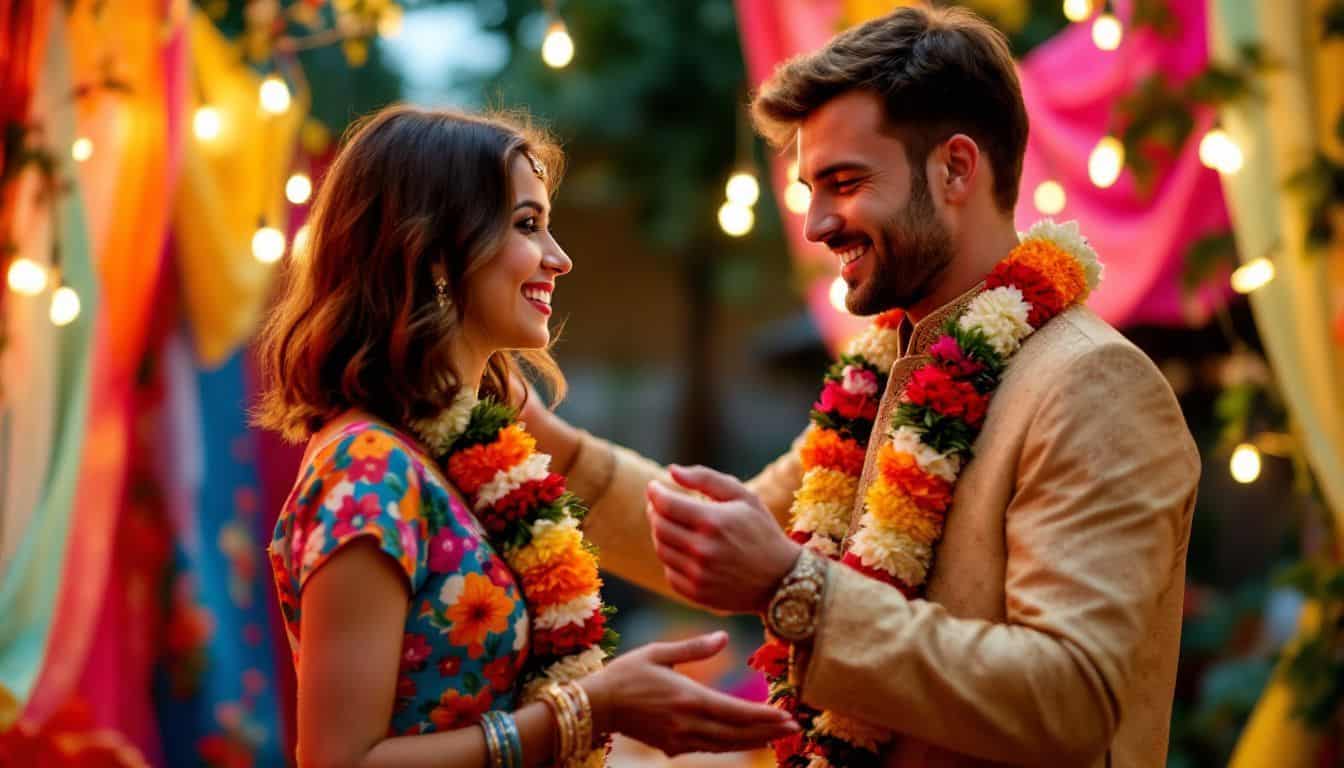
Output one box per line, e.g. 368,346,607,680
298,539,798,768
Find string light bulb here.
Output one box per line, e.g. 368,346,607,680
49,285,80,326
1198,129,1244,175
1229,443,1261,484
259,75,291,114
1091,13,1123,50
1062,0,1092,22
71,137,93,162
1033,180,1067,215
829,276,849,314
1231,258,1275,294
542,20,574,69
725,172,760,207
717,201,754,237
193,106,222,141
6,257,49,295
286,173,313,205
784,181,811,214
292,224,311,258
1088,136,1124,188
252,225,286,263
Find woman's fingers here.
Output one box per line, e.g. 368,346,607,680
641,631,729,666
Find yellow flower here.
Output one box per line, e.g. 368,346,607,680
507,518,583,573
863,480,944,547
795,466,858,508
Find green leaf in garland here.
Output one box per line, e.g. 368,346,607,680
451,398,518,452
892,402,977,457
809,408,875,445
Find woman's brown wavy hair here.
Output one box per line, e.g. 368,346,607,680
253,105,567,443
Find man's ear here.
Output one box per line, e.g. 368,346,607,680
935,133,981,206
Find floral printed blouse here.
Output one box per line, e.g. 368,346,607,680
269,419,530,736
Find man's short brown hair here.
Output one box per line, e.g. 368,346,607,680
752,4,1028,212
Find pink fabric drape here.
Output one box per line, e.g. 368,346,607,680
734,0,1232,346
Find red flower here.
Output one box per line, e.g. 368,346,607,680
438,655,463,678
401,634,431,671
748,639,790,679
483,656,517,692
772,730,806,764
332,493,381,539
481,474,567,535
904,365,988,428
788,529,812,545
988,260,1066,327
531,609,607,658
815,380,878,422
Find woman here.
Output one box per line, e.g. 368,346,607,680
255,106,797,768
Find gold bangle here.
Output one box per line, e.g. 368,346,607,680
559,682,593,759
538,683,577,764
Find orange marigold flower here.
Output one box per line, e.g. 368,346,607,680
874,308,905,329
876,444,952,513
446,424,536,496
800,428,866,476
863,479,945,547
1004,240,1087,306
521,546,601,606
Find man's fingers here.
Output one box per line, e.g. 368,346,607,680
648,508,699,556
647,480,715,529
668,464,750,503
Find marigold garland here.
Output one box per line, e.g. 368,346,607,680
411,395,617,765
749,219,1102,767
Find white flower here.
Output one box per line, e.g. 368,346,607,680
513,612,530,652
792,499,853,541
528,515,581,542
301,523,328,569
848,520,932,586
1022,218,1104,293
846,325,901,372
958,286,1032,358
535,594,602,630
806,535,841,558
322,479,356,511
438,573,466,605
841,365,879,396
888,426,962,483
474,453,551,511
409,387,479,456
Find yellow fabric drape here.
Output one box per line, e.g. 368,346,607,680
1210,0,1344,525
174,10,306,367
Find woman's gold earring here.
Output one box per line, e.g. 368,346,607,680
434,275,450,308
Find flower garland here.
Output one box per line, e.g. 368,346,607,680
411,390,617,768
749,220,1103,768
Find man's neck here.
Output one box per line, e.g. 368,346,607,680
906,219,1020,325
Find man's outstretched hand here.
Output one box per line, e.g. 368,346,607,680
646,465,802,614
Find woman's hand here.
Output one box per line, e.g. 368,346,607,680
581,632,799,756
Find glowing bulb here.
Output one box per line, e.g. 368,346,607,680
787,160,800,180
1088,136,1124,188
286,173,313,205
717,201,754,237
252,226,286,263
71,137,93,162
542,21,574,69
377,5,404,38
49,286,80,326
1198,129,1244,174
784,181,811,214
829,276,849,314
1092,13,1123,50
292,224,311,258
193,106,222,141
1033,180,1067,215
1231,258,1275,294
259,76,291,114
1062,0,1092,22
6,257,49,295
1229,443,1261,484
725,172,760,207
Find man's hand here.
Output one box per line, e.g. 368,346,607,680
646,465,802,614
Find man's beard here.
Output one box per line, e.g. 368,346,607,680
845,171,955,316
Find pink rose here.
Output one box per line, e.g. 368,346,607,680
841,365,879,396
928,335,985,378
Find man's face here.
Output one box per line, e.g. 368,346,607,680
797,90,954,315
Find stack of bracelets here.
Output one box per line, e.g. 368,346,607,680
479,681,597,768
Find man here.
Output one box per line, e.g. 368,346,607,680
527,5,1199,766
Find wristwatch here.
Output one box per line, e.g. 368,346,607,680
765,548,829,643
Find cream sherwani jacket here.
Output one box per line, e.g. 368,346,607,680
564,286,1200,767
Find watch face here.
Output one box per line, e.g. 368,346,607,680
773,596,814,638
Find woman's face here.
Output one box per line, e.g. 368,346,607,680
461,153,572,353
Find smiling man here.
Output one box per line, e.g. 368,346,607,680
524,5,1201,767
